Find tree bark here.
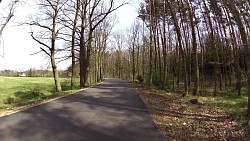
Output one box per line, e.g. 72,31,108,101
79,0,87,88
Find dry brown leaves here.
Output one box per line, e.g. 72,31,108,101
134,84,250,141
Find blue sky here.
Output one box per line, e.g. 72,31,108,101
0,0,139,71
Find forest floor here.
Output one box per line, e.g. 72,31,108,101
134,84,250,141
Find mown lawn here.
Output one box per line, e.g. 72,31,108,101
0,77,79,109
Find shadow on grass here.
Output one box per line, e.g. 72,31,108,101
3,89,47,106
0,78,83,109
4,86,63,106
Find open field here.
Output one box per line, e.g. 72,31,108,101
0,77,79,109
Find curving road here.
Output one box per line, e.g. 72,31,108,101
0,79,165,141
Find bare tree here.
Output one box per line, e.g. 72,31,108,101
29,0,67,91
70,0,80,89
127,21,140,82
78,0,127,87
0,0,20,35
113,31,125,78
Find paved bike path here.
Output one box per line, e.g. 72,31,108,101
0,79,165,141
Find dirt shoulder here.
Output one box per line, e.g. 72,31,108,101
134,84,250,141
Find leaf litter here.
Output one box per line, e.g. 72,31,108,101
134,84,250,141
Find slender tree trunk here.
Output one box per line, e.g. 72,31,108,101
142,21,145,81
167,0,188,96
71,0,80,89
162,0,167,89
136,43,140,77
228,0,250,117
202,0,218,96
156,21,162,81
186,0,199,95
222,0,241,95
132,42,135,82
148,0,154,86
51,12,61,91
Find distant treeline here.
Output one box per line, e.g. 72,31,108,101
0,69,69,77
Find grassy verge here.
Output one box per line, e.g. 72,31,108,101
0,77,81,109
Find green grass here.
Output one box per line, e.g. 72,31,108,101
0,77,80,109
147,79,249,119
183,87,248,119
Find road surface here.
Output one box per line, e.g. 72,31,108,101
0,79,165,141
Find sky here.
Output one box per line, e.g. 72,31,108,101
0,0,139,71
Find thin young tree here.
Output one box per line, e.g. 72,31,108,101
70,0,80,89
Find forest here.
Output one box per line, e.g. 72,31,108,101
1,0,250,118
133,0,250,117
40,0,250,119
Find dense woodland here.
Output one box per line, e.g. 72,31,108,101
1,0,250,118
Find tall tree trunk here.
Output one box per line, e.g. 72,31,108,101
71,0,80,89
167,0,188,96
79,1,87,88
136,41,140,77
156,21,162,81
148,0,154,86
132,42,135,82
185,0,199,95
178,0,191,87
162,0,167,89
222,0,242,95
228,0,250,117
202,0,218,96
51,10,61,92
142,21,145,81
51,50,61,92
215,20,223,91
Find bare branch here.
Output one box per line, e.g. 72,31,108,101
40,47,51,57
30,50,42,56
91,0,128,31
30,32,51,50
28,21,52,31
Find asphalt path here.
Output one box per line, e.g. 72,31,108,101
0,79,165,141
